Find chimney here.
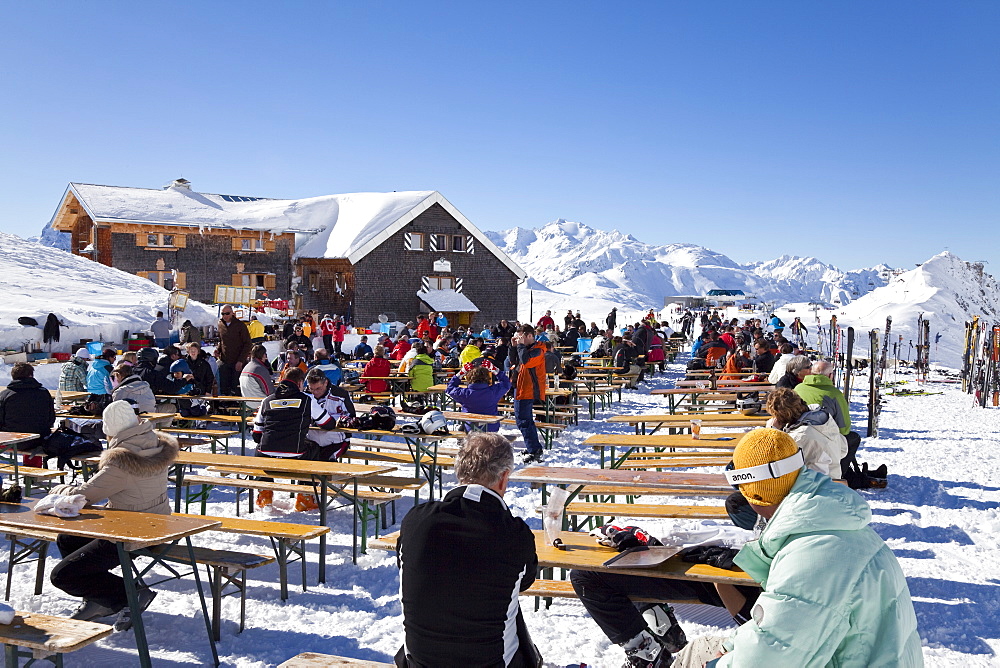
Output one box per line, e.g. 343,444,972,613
166,178,191,190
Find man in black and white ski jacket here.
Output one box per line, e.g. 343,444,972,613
395,433,540,668
251,368,336,458
303,367,356,461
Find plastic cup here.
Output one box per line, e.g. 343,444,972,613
695,380,709,390
691,419,702,439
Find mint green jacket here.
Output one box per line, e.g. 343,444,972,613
717,469,923,667
794,374,852,435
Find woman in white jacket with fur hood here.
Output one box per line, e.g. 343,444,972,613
49,400,178,630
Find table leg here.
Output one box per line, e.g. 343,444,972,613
184,537,220,666
319,475,329,579
116,544,152,668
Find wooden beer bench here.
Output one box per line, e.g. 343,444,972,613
0,611,112,667
2,529,269,643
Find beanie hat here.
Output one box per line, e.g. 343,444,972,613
732,428,801,506
170,359,192,375
103,400,140,439
74,348,92,360
138,347,159,363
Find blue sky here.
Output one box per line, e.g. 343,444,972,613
2,1,997,271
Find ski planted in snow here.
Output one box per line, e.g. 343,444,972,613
867,328,881,437
843,327,855,402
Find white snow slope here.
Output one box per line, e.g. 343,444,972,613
486,220,892,320
773,252,1000,370
0,232,217,353
5,357,997,666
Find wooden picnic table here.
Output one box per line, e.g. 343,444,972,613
0,500,221,668
584,433,740,467
510,465,732,511
370,529,754,586
173,451,394,576
353,403,502,431
607,412,769,435
157,394,264,454
650,387,773,414
0,432,43,482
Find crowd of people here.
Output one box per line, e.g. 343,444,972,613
2,302,923,666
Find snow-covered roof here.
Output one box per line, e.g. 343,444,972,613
417,289,480,312
55,183,526,277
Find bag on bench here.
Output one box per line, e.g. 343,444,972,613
43,427,103,470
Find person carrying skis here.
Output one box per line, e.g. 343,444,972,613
789,317,808,345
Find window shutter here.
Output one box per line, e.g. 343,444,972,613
173,235,187,248
264,239,275,252
136,233,147,247
232,237,244,252
455,277,464,293
136,271,148,279
175,272,186,289
231,273,242,286
264,274,276,290
466,235,475,254
429,234,439,251
404,232,413,251
421,276,431,292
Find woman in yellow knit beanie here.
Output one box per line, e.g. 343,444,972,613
730,427,801,506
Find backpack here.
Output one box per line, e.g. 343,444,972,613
42,427,103,470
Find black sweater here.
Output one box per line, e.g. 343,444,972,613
398,485,537,667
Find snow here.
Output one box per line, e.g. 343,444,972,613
63,183,435,262
5,354,998,666
0,232,217,354
486,219,893,320
415,289,480,313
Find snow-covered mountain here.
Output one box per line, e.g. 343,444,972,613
828,252,1000,368
486,220,891,321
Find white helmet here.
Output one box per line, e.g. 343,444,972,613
419,410,449,435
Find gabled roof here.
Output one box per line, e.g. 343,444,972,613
51,183,526,279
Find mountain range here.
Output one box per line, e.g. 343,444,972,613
485,219,893,312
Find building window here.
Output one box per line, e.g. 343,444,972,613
309,273,321,292
232,236,273,252
137,233,185,249
451,235,465,252
233,273,276,290
139,271,186,290
406,232,424,251
432,234,448,252
241,238,264,251
427,275,455,290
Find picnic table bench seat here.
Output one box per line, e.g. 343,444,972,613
2,529,272,642
538,501,729,530
0,465,66,495
498,418,566,449
175,513,328,600
0,611,112,667
171,473,402,553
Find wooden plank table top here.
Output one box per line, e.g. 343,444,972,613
615,457,732,470
608,414,769,427
175,451,395,480
0,611,113,654
584,434,741,450
510,465,731,493
353,403,501,425
0,432,39,448
0,500,221,551
370,530,755,585
650,387,772,396
56,412,177,422
279,654,393,668
50,390,90,401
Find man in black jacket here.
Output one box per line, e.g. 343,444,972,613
0,362,56,466
396,432,539,668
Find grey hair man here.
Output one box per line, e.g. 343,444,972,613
396,433,540,667
775,355,812,390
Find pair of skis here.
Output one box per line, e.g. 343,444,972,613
867,316,891,437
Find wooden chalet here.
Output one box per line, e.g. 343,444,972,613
47,180,526,327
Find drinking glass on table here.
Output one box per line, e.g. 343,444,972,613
690,419,702,439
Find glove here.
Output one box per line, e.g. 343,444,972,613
591,524,663,552
679,545,740,570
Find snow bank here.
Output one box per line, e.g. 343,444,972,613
0,232,217,353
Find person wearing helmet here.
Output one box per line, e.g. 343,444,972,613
396,433,540,667
446,366,511,433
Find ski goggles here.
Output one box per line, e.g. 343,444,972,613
724,449,804,488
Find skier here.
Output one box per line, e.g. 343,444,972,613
789,317,808,346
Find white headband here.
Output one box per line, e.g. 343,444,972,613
725,449,804,486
